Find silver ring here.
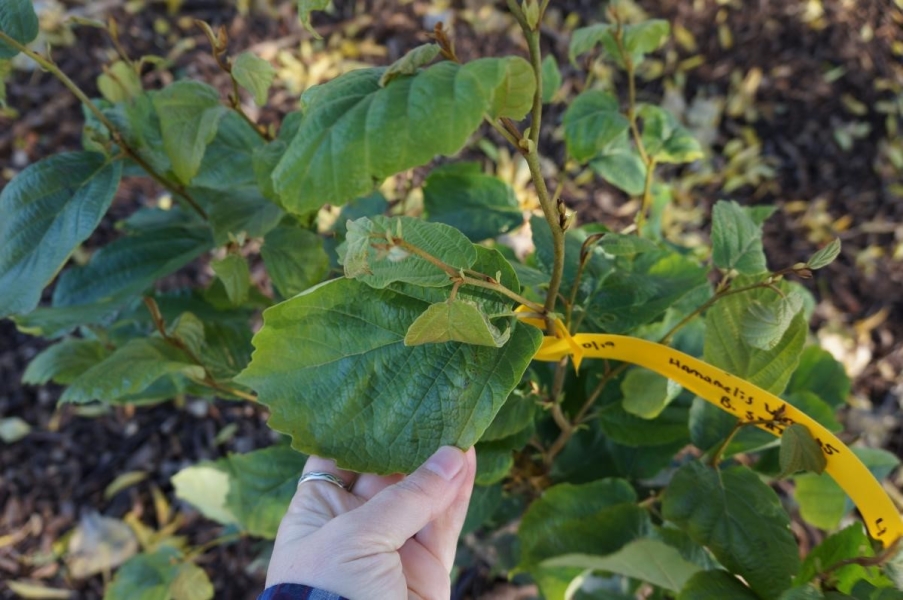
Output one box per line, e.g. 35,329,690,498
298,472,350,491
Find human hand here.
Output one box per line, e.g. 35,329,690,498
265,446,477,600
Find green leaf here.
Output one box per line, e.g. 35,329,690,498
380,43,440,87
235,277,541,473
784,391,842,433
0,153,122,317
638,104,704,164
779,586,827,600
232,51,276,106
273,58,535,211
569,23,613,65
261,224,329,298
0,0,39,58
787,346,851,409
544,538,703,592
97,61,143,103
296,0,330,38
704,278,807,394
481,389,536,442
598,403,690,447
795,524,879,593
422,163,523,242
405,298,510,347
541,54,562,103
461,484,502,535
598,233,660,256
795,472,848,530
192,187,283,245
677,570,760,600
517,479,648,570
211,255,250,307
624,20,670,56
52,224,213,309
152,81,227,184
711,200,768,275
741,291,805,350
103,547,180,600
564,91,630,163
474,441,515,485
170,562,214,600
779,423,828,478
192,111,264,191
223,445,308,538
621,367,682,419
808,238,842,270
22,339,111,385
587,251,708,333
662,462,801,598
795,448,900,532
61,338,203,404
591,132,648,195
341,215,476,288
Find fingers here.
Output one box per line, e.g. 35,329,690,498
338,446,469,551
352,472,404,500
413,446,476,571
302,455,358,491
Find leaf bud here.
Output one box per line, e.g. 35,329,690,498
522,0,541,29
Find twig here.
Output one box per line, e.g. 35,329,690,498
0,31,209,220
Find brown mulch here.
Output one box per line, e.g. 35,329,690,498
1,1,902,598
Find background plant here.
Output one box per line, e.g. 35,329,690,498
1,0,902,598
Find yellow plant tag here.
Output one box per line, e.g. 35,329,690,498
520,313,903,547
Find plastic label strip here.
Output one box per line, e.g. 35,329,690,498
522,317,903,546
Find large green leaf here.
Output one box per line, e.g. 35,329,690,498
261,224,329,298
0,0,39,58
236,278,541,473
517,479,646,570
60,338,203,404
711,200,768,275
152,81,227,184
52,224,212,309
563,91,630,163
341,215,476,288
677,570,759,600
787,346,851,409
22,339,111,385
422,163,523,242
103,547,212,600
586,251,708,333
704,278,807,395
272,58,535,212
191,112,264,190
662,462,800,599
741,291,805,350
0,153,122,317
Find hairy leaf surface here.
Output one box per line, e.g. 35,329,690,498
236,278,541,473
0,153,122,317
663,462,800,598
273,58,535,211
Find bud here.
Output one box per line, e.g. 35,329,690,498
522,0,541,29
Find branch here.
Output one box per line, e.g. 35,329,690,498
0,31,209,220
143,298,258,402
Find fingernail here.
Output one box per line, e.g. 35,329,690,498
424,446,464,481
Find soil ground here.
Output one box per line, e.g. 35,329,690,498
1,0,901,598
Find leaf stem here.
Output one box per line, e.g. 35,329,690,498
143,298,258,402
393,239,546,313
0,31,209,220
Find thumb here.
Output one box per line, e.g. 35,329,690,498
340,446,468,550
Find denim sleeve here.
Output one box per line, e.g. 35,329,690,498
257,583,349,600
